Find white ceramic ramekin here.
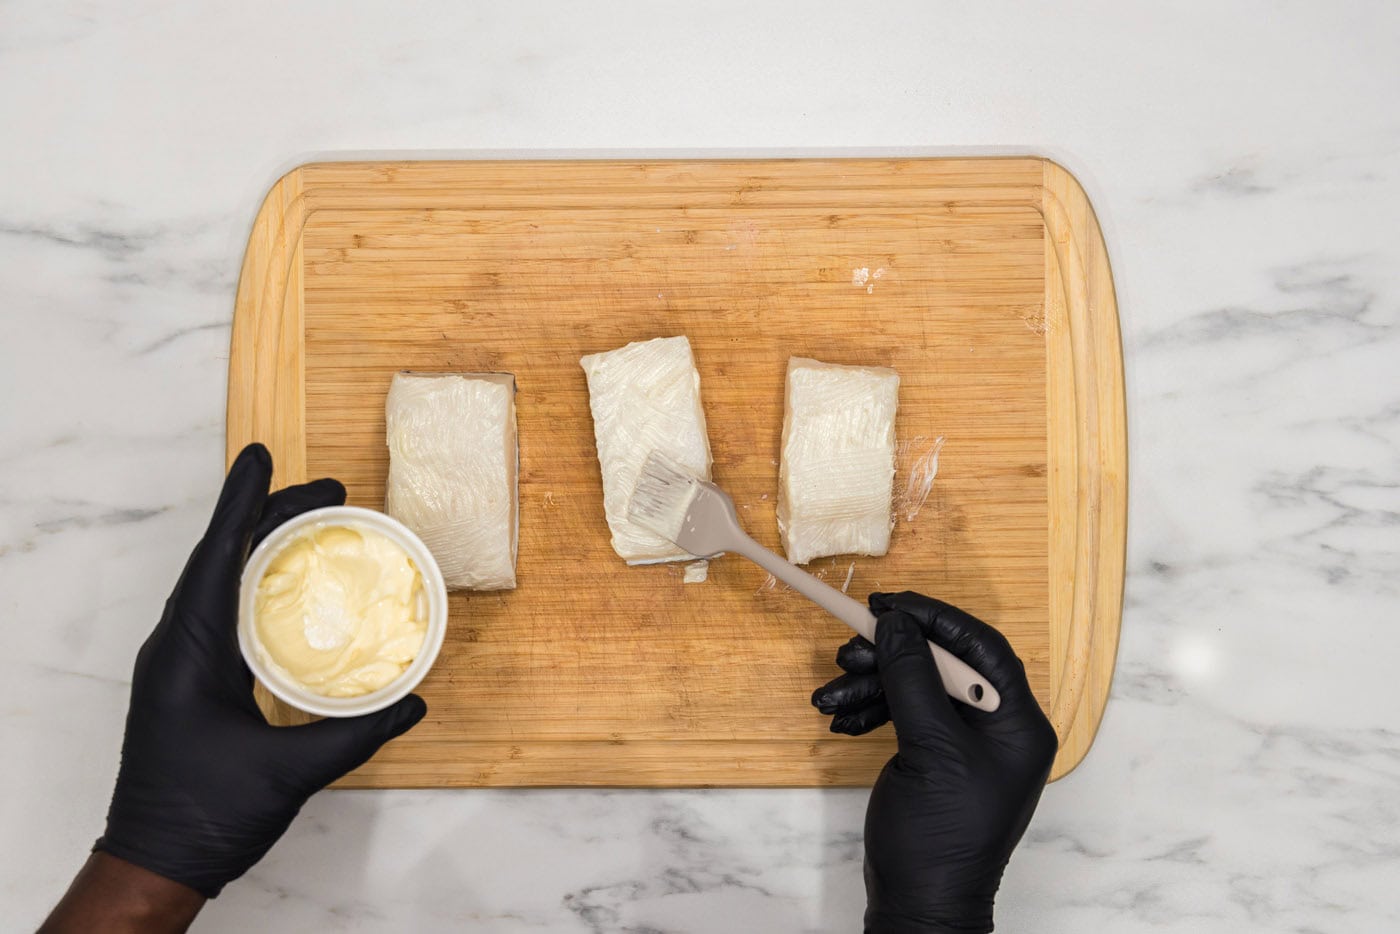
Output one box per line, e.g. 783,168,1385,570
238,505,448,718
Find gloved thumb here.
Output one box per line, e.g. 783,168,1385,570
204,443,273,554
182,443,273,602
286,694,428,790
875,610,964,768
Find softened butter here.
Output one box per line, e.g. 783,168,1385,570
254,523,427,698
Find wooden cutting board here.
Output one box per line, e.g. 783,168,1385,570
227,157,1125,786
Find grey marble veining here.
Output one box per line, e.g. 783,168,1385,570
3,2,1399,931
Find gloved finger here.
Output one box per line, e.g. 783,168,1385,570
284,694,428,790
252,477,347,549
835,634,878,674
830,698,890,735
812,671,883,715
870,591,1040,720
874,610,964,767
175,444,272,652
203,444,273,553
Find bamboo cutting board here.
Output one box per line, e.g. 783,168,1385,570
227,158,1125,786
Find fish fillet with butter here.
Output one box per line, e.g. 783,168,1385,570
580,336,713,564
778,357,900,564
385,372,519,590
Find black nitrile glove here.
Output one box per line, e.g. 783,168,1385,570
812,592,1058,934
94,444,427,898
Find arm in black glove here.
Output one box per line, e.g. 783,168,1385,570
812,591,1058,934
42,444,426,932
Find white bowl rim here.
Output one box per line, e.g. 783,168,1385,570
237,505,448,718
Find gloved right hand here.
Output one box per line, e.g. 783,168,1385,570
812,591,1058,933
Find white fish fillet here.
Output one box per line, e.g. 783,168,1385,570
384,372,518,590
580,336,713,564
778,357,899,564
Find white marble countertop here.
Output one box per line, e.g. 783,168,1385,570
3,3,1397,931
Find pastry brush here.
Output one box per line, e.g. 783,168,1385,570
627,451,999,712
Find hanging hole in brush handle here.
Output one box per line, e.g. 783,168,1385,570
732,536,1000,712
813,584,999,713
921,630,1001,713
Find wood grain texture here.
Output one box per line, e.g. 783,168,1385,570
226,158,1126,786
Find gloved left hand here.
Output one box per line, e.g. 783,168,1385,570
94,444,427,898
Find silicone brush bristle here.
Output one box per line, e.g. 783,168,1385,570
627,451,703,544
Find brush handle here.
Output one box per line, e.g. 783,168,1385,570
732,535,1000,712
